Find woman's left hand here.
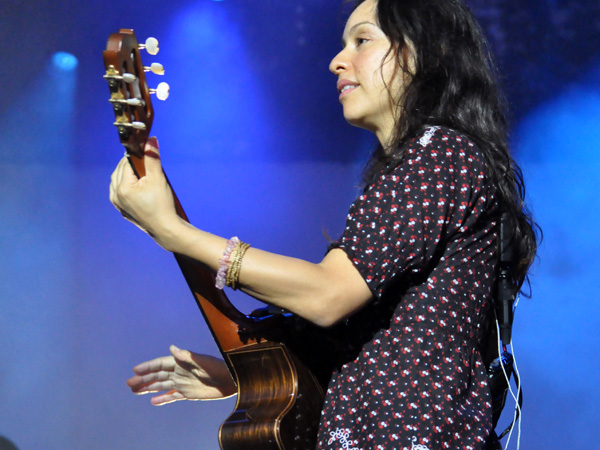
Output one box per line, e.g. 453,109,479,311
109,137,181,249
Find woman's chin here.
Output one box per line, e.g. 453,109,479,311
343,114,371,131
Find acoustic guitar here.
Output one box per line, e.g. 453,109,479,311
102,29,331,450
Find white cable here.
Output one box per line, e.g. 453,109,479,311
501,344,518,448
511,342,523,448
496,292,523,450
495,322,513,450
509,293,523,449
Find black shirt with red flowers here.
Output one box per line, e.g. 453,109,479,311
317,126,499,450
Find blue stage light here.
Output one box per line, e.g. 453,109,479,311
52,52,78,71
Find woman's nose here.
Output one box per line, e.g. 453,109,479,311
329,49,349,75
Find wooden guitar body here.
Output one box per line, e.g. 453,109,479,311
221,342,325,450
103,29,332,449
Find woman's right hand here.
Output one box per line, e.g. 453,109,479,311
126,345,237,405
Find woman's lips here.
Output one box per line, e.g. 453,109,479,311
337,80,360,100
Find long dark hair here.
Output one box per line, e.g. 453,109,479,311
354,0,539,292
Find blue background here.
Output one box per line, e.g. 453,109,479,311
0,0,598,448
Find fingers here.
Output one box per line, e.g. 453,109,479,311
127,355,175,392
128,376,175,395
132,355,175,376
127,370,169,387
109,156,128,209
109,155,137,212
150,390,186,406
169,345,193,364
145,136,159,156
143,137,163,176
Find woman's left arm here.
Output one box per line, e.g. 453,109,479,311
109,138,372,327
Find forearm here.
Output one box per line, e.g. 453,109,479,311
156,217,371,327
236,248,348,326
109,145,370,324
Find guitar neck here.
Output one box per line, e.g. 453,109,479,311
104,28,260,362
129,152,259,354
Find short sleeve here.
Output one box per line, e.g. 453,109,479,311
331,127,494,299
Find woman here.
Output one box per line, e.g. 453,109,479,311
110,0,538,448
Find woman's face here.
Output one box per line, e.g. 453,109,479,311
329,0,406,145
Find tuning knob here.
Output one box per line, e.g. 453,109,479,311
109,98,145,107
144,62,165,75
130,121,147,130
122,73,137,83
140,37,159,55
150,82,170,101
103,71,137,84
114,121,147,130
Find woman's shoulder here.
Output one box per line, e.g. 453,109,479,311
364,126,487,189
408,125,478,150
402,125,485,168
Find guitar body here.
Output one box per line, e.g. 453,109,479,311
103,29,332,449
221,342,325,450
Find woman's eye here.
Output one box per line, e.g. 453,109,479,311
356,37,368,46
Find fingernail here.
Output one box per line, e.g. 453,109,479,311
144,149,160,159
146,136,159,147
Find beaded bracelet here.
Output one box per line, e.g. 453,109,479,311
215,237,240,289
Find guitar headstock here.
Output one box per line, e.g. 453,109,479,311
103,29,169,163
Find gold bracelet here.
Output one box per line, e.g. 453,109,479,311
226,241,250,290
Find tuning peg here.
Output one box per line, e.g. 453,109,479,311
114,121,147,130
144,62,165,75
150,82,170,101
122,73,137,83
103,72,137,83
140,37,159,55
109,98,145,107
